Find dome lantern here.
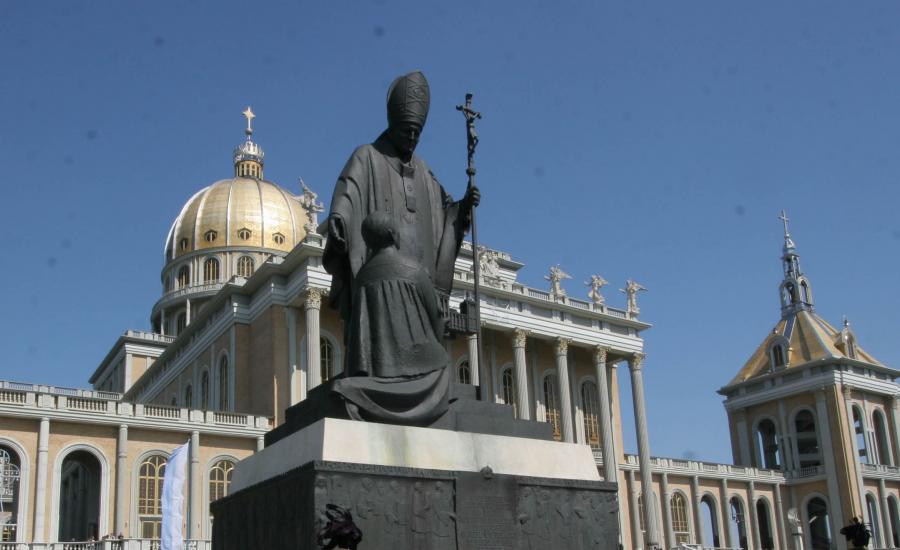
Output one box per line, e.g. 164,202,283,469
233,106,264,179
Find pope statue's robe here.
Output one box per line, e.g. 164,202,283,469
322,132,470,425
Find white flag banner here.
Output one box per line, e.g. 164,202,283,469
161,441,190,550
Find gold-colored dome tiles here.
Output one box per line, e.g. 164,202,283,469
195,182,232,250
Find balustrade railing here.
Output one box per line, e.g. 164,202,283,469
0,539,212,550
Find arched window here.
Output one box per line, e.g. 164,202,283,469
183,385,193,408
501,368,517,418
236,256,254,278
847,337,858,359
204,230,217,243
200,371,209,410
807,497,832,550
177,265,190,288
671,492,691,545
543,374,561,441
873,409,892,465
58,450,101,542
800,281,811,303
0,447,21,542
273,233,285,245
755,419,781,470
757,498,775,550
729,497,749,550
852,406,869,464
867,494,882,547
176,312,187,335
701,495,720,547
218,357,229,411
203,258,219,282
771,344,786,370
581,381,600,451
209,460,235,502
457,361,471,385
320,337,336,382
795,410,822,467
238,228,251,241
888,496,900,548
138,455,167,539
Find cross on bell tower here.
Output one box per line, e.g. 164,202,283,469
234,106,265,179
777,210,813,316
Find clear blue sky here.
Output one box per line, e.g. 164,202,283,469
2,1,899,464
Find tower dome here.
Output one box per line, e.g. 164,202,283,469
151,108,314,337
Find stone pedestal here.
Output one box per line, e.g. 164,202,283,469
212,419,619,550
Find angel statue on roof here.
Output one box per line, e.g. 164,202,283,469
585,274,608,305
545,265,572,298
620,279,647,316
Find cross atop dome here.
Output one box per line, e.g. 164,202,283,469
243,106,255,136
234,106,264,179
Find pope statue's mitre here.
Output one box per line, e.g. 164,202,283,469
387,71,430,127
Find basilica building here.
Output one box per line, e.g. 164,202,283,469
1,112,898,550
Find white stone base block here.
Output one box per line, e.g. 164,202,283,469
231,418,599,492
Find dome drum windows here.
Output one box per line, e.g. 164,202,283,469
204,230,218,243
238,228,252,241
203,258,220,283
272,232,286,245
236,256,255,278
179,238,189,252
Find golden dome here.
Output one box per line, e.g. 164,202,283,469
164,177,307,260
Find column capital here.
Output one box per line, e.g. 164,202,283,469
555,337,571,355
593,345,610,364
302,287,324,310
892,394,900,408
842,384,854,399
629,352,645,371
512,328,529,349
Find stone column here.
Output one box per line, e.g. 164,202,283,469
160,308,167,336
890,395,900,470
512,329,531,420
304,288,323,390
819,387,848,530
777,400,795,474
879,478,893,548
189,431,201,540
628,469,644,550
629,353,661,548
691,476,704,546
660,472,674,548
285,306,301,404
736,409,752,466
720,478,733,548
256,435,265,452
115,424,128,535
594,346,617,481
774,483,787,550
748,480,761,550
466,333,480,387
555,337,575,443
33,417,49,543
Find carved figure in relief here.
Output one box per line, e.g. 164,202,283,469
586,274,608,305
412,482,431,547
430,481,455,539
518,487,542,550
477,245,503,287
620,278,647,315
545,265,572,297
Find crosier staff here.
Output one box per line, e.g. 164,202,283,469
456,93,487,401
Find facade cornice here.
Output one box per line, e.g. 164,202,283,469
721,365,900,411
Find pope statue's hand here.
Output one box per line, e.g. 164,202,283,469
328,217,348,253
464,185,481,209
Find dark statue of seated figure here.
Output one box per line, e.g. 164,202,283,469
323,71,479,426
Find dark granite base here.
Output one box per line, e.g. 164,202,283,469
266,381,553,447
211,460,619,550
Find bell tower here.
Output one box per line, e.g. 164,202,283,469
233,106,264,179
